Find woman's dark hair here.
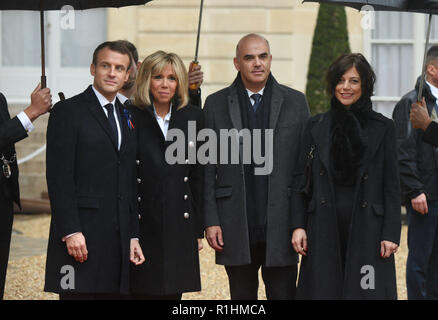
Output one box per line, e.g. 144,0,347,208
325,53,376,98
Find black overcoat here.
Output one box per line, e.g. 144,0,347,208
44,86,139,295
203,76,310,267
291,110,401,299
0,93,27,298
129,104,204,295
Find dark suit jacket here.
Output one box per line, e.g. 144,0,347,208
423,121,438,147
44,86,139,295
129,103,203,295
203,75,310,267
0,93,27,209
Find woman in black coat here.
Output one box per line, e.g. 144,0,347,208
129,51,204,300
291,53,401,299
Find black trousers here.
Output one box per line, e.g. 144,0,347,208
0,198,13,300
225,243,297,300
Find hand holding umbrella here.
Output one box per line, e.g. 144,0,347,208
189,0,204,91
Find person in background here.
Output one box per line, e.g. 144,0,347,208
0,84,52,299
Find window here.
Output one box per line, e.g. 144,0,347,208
0,9,107,104
364,12,438,118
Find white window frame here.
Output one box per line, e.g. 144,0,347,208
364,12,438,115
0,10,106,105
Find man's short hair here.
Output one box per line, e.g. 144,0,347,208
116,40,139,65
92,41,133,70
426,45,438,66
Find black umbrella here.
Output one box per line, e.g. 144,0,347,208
303,0,438,101
1,0,153,88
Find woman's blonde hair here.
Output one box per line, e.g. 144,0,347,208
133,50,189,110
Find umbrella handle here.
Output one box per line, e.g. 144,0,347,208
189,61,200,91
418,13,433,102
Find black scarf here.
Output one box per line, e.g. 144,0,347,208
330,95,373,186
234,72,273,244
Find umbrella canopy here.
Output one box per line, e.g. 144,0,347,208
0,1,151,10
0,0,153,88
302,0,409,11
303,0,438,101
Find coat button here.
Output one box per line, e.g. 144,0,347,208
138,214,141,220
136,160,140,165
184,212,190,219
137,196,141,202
362,173,369,181
184,194,188,200
184,177,189,182
321,197,326,204
362,201,368,208
319,170,324,176
137,178,142,183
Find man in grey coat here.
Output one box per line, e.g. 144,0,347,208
203,33,310,300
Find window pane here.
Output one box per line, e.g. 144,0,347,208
2,11,48,67
372,101,398,119
60,9,106,67
372,44,413,97
372,12,413,40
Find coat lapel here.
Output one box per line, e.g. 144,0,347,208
359,116,386,176
227,85,243,132
311,112,331,172
85,86,119,152
269,81,284,130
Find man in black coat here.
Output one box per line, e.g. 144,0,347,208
0,84,52,299
393,45,438,299
203,33,310,300
44,41,144,300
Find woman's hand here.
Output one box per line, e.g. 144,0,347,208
380,240,398,258
292,228,308,256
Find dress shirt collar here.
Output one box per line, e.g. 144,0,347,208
426,80,438,101
117,92,129,105
153,103,172,122
92,86,117,107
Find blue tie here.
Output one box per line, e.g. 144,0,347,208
251,93,262,112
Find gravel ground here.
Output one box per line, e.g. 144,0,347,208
4,213,408,300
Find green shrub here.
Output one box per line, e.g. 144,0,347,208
305,3,351,115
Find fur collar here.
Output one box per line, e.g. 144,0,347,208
330,96,373,186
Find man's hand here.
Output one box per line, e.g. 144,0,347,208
188,62,204,91
410,97,431,131
65,232,88,263
205,226,224,252
130,239,145,266
380,240,399,258
24,83,52,122
291,228,307,256
412,193,428,215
